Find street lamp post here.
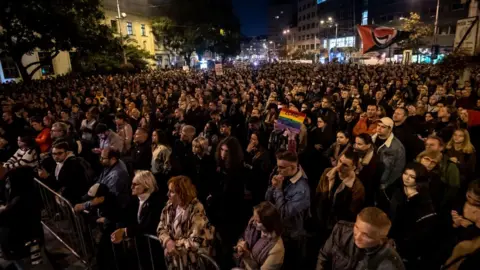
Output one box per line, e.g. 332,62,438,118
283,29,295,59
116,0,127,65
321,18,337,62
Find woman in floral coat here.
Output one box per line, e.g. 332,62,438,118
157,175,215,269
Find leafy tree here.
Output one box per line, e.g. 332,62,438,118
0,0,113,81
152,0,241,65
399,13,433,55
73,36,153,73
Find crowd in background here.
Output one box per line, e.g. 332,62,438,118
1,63,480,270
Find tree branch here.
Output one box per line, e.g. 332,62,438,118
24,50,60,69
27,64,45,78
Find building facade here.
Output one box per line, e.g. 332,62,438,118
0,0,171,83
267,0,296,55
295,0,320,51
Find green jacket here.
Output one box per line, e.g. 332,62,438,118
439,154,460,207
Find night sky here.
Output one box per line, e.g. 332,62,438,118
232,0,268,37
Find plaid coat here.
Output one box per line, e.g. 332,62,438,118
157,198,214,269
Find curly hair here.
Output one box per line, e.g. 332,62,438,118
168,176,197,205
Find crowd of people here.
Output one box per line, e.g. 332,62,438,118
1,62,480,270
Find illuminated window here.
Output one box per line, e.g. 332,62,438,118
127,22,133,35
362,11,368,25
0,58,19,78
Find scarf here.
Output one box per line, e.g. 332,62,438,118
243,222,278,267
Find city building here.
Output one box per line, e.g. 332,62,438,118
0,0,171,83
368,0,469,62
239,36,270,61
295,0,320,51
268,0,296,56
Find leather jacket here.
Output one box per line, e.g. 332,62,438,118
316,221,405,270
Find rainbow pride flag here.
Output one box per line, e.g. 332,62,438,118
276,108,306,133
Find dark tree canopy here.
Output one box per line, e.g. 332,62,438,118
0,0,114,80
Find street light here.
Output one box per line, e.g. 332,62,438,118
319,18,338,62
116,0,127,65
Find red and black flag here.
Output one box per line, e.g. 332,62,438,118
357,25,409,54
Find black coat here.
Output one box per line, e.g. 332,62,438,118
0,167,42,260
122,192,164,237
129,141,153,171
393,123,423,162
244,149,271,205
389,189,438,268
191,154,217,204
43,156,89,204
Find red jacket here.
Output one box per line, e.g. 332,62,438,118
36,128,52,153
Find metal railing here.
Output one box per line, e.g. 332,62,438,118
34,177,220,270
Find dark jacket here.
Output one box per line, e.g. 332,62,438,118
191,154,216,204
0,167,42,260
392,123,424,162
265,168,310,239
129,141,153,171
388,190,438,268
356,149,381,207
44,155,89,204
245,149,271,205
122,192,164,237
316,221,405,270
316,168,365,229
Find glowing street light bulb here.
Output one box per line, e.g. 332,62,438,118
328,17,332,21
321,20,325,24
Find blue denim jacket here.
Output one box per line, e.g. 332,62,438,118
265,168,310,239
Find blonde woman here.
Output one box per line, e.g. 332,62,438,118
151,129,173,177
446,129,477,184
158,176,214,268
111,170,164,270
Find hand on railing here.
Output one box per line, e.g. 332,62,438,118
111,228,126,244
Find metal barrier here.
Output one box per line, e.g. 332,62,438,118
34,177,220,270
111,234,220,270
34,177,94,267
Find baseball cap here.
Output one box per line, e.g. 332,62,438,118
376,117,394,129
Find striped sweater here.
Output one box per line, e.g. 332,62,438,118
3,148,38,170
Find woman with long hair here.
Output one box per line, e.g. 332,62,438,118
3,135,39,170
446,129,476,185
244,131,271,206
235,202,284,270
325,130,352,167
388,162,438,269
213,136,247,269
151,129,174,196
157,176,214,269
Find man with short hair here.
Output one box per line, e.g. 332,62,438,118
38,141,88,204
316,207,405,270
392,107,423,161
266,150,310,269
316,150,365,230
173,125,196,176
127,127,152,171
94,123,124,153
372,117,406,193
424,136,460,207
219,119,232,140
353,104,378,136
74,148,130,212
